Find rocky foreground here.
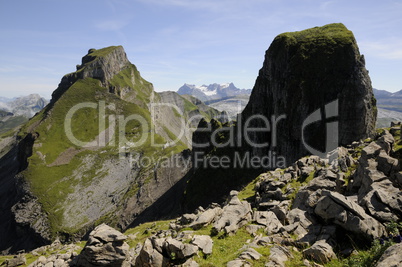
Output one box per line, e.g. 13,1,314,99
2,123,402,266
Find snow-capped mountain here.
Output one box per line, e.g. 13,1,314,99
177,83,251,102
0,94,48,117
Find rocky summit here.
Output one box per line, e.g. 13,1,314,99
242,23,377,165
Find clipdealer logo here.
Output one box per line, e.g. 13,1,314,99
302,100,339,159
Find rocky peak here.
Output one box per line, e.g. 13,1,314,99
51,46,142,104
242,23,376,165
77,46,130,86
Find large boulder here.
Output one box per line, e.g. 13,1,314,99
77,224,130,267
191,235,213,255
376,243,402,267
135,238,168,267
303,240,336,264
189,206,223,230
267,245,292,267
314,191,386,240
213,191,252,234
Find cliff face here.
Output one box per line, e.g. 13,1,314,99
241,23,376,165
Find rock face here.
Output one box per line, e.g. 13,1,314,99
241,23,376,165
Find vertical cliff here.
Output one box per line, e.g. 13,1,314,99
241,23,376,165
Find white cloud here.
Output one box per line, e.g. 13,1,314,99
360,39,402,60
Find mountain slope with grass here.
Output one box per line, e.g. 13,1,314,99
0,46,221,254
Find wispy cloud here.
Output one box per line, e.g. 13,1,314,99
360,39,402,60
94,19,130,31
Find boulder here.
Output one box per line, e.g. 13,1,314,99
189,207,223,230
4,254,26,267
267,245,292,267
238,248,261,260
191,235,213,255
253,211,283,234
226,259,251,267
361,183,402,222
314,191,386,240
376,242,402,267
163,237,198,260
135,238,167,267
213,195,252,234
303,240,336,264
77,224,130,267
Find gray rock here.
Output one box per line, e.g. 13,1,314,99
307,177,337,191
245,224,264,234
77,224,130,267
179,213,197,225
4,254,26,267
287,208,316,230
135,238,167,267
163,237,198,260
253,211,283,234
267,245,292,267
377,151,399,176
376,242,402,267
238,248,261,260
303,240,336,264
189,207,223,230
361,186,401,222
314,191,386,240
181,258,200,267
226,259,252,267
213,195,252,234
53,259,68,267
191,235,213,255
392,172,402,188
38,255,47,264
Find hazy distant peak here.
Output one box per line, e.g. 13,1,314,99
177,82,251,102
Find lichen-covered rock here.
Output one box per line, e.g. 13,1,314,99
241,23,376,165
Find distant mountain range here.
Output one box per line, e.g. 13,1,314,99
373,88,402,112
373,88,402,127
177,83,251,102
176,86,402,127
0,94,48,133
0,94,48,117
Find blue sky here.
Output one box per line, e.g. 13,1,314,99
0,0,401,98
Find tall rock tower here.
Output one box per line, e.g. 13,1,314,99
241,23,376,165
